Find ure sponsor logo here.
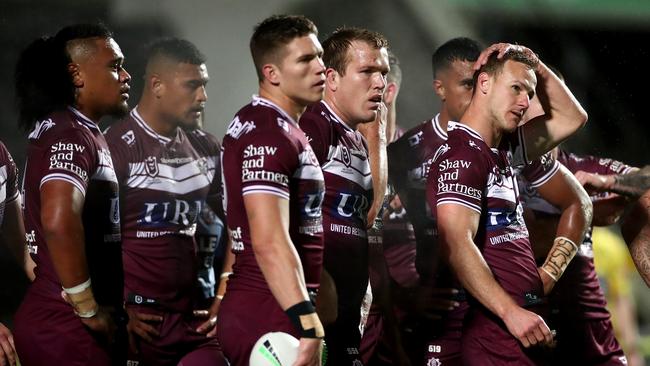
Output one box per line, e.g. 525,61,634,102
139,199,202,226
335,193,369,221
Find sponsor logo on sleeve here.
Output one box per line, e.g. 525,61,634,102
277,117,290,132
48,142,88,181
26,230,37,254
408,131,424,147
436,159,482,200
28,118,55,140
241,144,289,185
226,116,256,139
231,226,244,251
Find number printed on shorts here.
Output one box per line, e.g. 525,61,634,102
428,344,442,353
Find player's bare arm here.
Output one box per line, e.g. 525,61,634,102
195,236,235,336
437,203,553,348
357,103,388,227
534,164,592,294
621,190,650,287
576,166,650,198
244,193,323,366
40,180,115,339
0,195,31,281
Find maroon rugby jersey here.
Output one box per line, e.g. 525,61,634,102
520,149,633,319
22,107,121,305
105,107,222,313
222,96,325,295
387,114,448,283
299,101,373,317
428,121,544,309
0,141,18,226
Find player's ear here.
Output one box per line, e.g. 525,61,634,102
477,72,490,95
383,82,398,106
150,74,165,98
68,63,84,88
325,68,339,92
433,79,445,101
262,63,280,86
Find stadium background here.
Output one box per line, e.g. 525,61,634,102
0,0,648,362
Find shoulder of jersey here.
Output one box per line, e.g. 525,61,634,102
28,110,91,142
226,102,295,141
104,116,139,148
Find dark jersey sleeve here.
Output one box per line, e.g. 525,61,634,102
521,151,560,189
428,144,488,214
239,129,299,200
562,150,634,176
40,129,98,196
299,111,331,166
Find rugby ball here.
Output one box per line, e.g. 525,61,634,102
249,332,299,366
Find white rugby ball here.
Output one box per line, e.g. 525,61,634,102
249,332,300,366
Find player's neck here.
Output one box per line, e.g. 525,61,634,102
71,101,101,124
136,101,178,138
323,94,359,130
460,103,499,148
258,85,305,123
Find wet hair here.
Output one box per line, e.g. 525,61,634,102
431,37,481,79
387,50,402,85
250,15,318,81
145,38,206,67
477,47,538,78
15,23,113,131
322,27,388,76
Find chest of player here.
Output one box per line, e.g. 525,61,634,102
484,151,525,230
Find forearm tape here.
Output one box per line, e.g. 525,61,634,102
541,237,579,282
64,279,98,318
285,301,325,339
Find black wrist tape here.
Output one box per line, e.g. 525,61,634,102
285,300,323,338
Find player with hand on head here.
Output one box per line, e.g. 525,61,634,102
429,43,587,365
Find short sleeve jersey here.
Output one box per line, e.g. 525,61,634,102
427,122,544,308
105,108,222,312
222,96,325,295
0,141,19,225
387,115,448,282
299,101,373,313
22,108,121,304
520,149,633,319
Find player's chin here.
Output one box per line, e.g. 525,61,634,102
109,101,130,119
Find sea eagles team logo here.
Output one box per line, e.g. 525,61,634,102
340,145,351,167
145,156,159,177
427,357,442,366
197,157,208,175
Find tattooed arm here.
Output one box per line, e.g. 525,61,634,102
575,166,650,198
621,190,650,287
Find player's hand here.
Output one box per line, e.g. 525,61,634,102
473,43,538,71
195,297,221,336
292,338,323,366
0,322,17,366
501,305,553,348
410,287,460,320
125,307,163,354
574,170,614,193
537,267,556,295
80,307,117,344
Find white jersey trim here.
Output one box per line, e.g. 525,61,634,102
437,198,482,214
40,173,86,196
432,114,448,140
320,101,354,132
252,95,297,125
242,185,290,200
68,107,99,131
528,160,560,188
131,107,173,144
